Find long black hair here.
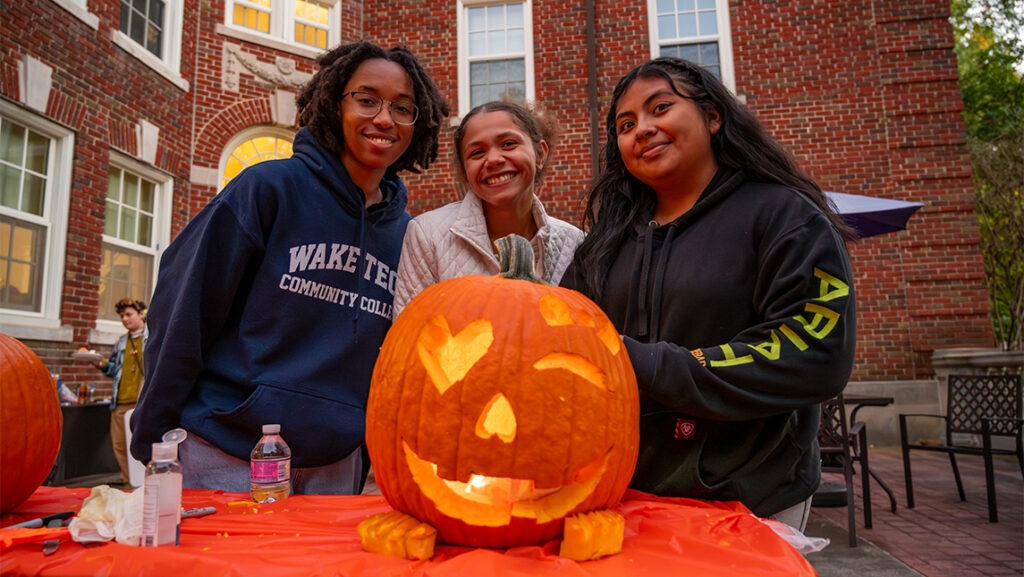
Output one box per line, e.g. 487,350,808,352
573,57,855,298
296,41,450,181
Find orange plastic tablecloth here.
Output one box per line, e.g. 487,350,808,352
1,487,816,576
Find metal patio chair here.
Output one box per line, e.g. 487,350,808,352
815,394,871,547
899,373,1023,522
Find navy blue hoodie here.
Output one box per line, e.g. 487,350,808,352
131,128,411,467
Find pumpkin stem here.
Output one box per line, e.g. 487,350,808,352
495,234,546,284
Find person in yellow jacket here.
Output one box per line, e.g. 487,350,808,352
93,297,148,487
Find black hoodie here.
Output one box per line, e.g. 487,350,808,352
563,169,855,516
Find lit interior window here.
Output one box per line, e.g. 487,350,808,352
222,135,294,189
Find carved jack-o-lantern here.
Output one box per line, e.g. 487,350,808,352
365,236,639,552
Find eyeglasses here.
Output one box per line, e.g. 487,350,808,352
341,91,419,125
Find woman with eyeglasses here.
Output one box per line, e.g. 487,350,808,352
561,57,858,531
131,41,449,496
392,100,583,318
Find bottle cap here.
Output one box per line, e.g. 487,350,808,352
262,424,281,434
161,428,188,445
151,441,178,461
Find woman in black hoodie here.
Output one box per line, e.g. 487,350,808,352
563,57,858,530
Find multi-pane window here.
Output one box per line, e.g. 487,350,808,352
648,0,734,88
99,246,152,320
105,167,155,248
294,0,330,49
222,134,294,189
228,0,335,50
0,118,50,312
100,167,158,320
113,0,184,83
233,0,271,34
0,217,45,311
119,0,165,58
0,104,71,333
466,3,528,108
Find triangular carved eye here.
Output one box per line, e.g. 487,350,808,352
417,315,494,394
538,294,620,355
476,393,516,442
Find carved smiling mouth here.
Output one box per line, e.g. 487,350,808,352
402,441,609,527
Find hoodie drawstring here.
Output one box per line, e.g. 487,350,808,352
627,220,675,341
352,209,368,343
649,223,676,341
629,221,658,339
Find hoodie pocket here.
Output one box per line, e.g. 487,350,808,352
208,382,366,468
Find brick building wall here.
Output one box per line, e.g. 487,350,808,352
729,0,993,379
2,0,994,396
366,0,994,382
187,0,321,219
1,0,197,394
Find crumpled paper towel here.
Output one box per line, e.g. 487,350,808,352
760,518,829,555
68,485,144,546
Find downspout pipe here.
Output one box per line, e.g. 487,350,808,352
585,0,599,181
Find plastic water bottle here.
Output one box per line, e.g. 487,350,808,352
141,441,183,546
250,424,291,503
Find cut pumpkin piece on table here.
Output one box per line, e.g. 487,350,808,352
559,509,625,561
357,511,437,560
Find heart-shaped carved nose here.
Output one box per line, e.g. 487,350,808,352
476,393,517,442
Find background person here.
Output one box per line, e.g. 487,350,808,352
562,57,858,531
92,297,147,487
393,100,583,316
130,41,449,495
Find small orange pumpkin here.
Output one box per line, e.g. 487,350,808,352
366,235,639,549
1,334,63,513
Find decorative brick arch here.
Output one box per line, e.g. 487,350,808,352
193,97,277,168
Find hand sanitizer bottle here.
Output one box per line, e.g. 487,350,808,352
140,441,183,546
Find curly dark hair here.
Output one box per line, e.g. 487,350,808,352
451,100,560,190
573,57,856,298
115,298,146,314
296,41,450,181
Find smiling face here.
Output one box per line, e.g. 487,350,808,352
459,110,548,213
338,58,416,188
614,74,720,200
366,275,639,549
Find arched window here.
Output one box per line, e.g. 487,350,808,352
220,127,295,190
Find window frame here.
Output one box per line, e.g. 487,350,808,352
457,0,536,118
221,0,340,56
646,0,736,91
0,100,73,341
111,0,187,91
93,151,173,337
49,0,100,29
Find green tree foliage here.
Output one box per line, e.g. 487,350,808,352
950,0,1024,349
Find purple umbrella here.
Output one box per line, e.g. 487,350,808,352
825,191,924,239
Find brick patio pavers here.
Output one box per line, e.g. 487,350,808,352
810,446,1023,576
